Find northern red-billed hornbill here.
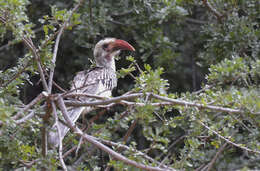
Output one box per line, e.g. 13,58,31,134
48,38,135,146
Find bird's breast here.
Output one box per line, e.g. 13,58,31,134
97,68,117,96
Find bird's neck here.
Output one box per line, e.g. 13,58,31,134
96,57,116,72
108,58,116,71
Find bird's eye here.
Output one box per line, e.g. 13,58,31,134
102,44,108,49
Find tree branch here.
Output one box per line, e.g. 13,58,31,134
12,92,47,120
0,59,31,88
56,96,173,171
23,37,49,91
199,120,260,155
150,94,244,114
15,111,35,124
63,92,106,100
99,138,173,170
204,141,229,171
64,92,254,115
0,14,48,91
52,102,67,171
202,0,223,21
48,0,83,93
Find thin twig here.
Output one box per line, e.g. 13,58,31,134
99,138,173,170
105,119,138,171
22,37,49,91
12,92,46,120
48,26,65,93
1,60,31,88
205,141,229,171
63,145,78,158
199,120,260,155
52,80,67,92
123,120,137,143
159,135,186,166
19,159,40,168
15,111,35,124
185,17,207,25
203,0,223,21
64,93,142,107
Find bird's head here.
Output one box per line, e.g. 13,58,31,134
94,38,135,69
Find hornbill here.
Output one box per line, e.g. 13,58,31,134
48,38,135,147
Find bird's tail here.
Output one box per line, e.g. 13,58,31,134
48,106,88,147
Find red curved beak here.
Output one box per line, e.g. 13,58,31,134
111,39,135,51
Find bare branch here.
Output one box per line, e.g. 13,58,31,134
48,0,84,93
205,141,229,171
56,96,173,171
64,93,142,107
52,102,67,171
123,119,137,143
63,93,106,100
99,138,173,170
48,26,65,93
64,92,253,115
41,93,53,158
41,126,48,158
150,94,244,114
22,37,49,91
80,134,172,171
199,120,260,155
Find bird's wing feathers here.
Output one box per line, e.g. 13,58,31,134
48,67,117,147
70,67,117,99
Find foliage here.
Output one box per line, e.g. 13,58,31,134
0,0,259,170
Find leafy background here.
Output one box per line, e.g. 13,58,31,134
0,0,259,170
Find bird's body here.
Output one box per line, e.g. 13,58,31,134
71,67,117,99
48,38,134,147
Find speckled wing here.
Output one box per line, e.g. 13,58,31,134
70,67,117,100
48,67,117,147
